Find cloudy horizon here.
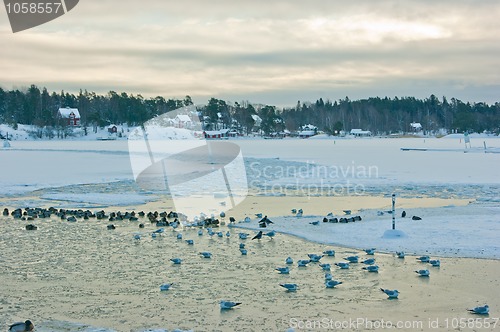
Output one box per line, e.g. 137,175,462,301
1,0,499,107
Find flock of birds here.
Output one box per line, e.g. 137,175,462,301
3,206,490,330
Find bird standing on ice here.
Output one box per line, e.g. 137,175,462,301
380,288,399,299
415,269,430,277
220,300,241,310
468,304,489,315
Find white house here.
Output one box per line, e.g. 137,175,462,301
410,122,422,132
350,129,372,137
175,114,193,128
58,107,80,126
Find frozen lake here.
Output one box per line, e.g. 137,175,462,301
1,137,499,199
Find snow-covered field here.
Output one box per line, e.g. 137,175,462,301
1,136,499,259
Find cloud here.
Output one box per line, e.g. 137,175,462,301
0,0,499,104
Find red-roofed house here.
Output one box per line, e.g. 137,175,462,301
58,107,81,126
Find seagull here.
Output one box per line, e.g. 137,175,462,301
170,258,182,264
220,300,242,310
220,211,226,218
343,210,351,215
240,248,248,255
323,250,335,257
415,269,430,277
364,248,376,255
412,215,422,220
244,216,251,223
429,259,441,267
308,254,323,262
319,263,331,271
185,239,194,245
309,220,320,225
265,230,276,239
285,257,294,264
396,251,405,258
380,288,399,299
276,267,290,274
151,233,157,238
133,234,141,240
226,231,231,237
362,258,376,265
344,256,359,263
298,209,303,214
280,283,298,292
176,233,183,240
324,273,333,281
229,216,236,223
468,304,489,315
252,231,263,240
325,280,342,288
200,252,212,258
335,262,350,269
8,320,34,332
153,228,165,234
197,229,203,236
297,259,310,267
296,210,303,217
417,255,430,263
217,231,224,237
291,209,297,214
239,243,246,249
377,211,385,216
239,233,249,240
160,283,174,291
255,213,263,218
363,265,379,273
401,211,406,218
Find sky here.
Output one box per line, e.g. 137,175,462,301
1,0,499,107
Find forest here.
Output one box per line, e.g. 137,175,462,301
0,84,499,136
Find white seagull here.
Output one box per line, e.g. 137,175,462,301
396,251,405,258
415,269,430,277
240,248,248,255
319,263,331,271
170,258,182,264
362,258,376,265
417,255,430,263
220,300,242,310
429,259,441,267
335,262,350,269
325,280,342,288
185,239,194,245
308,254,324,262
344,256,359,263
323,249,335,257
280,283,298,292
200,252,213,258
8,320,34,332
362,265,379,273
276,267,290,274
297,259,311,267
324,273,333,280
468,304,489,315
364,248,376,255
380,288,399,299
160,283,174,291
285,257,294,264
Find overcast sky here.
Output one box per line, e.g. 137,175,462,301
1,0,499,106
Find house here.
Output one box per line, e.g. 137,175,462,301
219,128,238,138
58,107,80,126
350,129,372,137
108,125,118,133
175,114,193,128
251,114,262,128
298,124,317,138
410,122,422,132
203,130,222,139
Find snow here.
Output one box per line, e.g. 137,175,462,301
234,203,500,259
0,135,499,259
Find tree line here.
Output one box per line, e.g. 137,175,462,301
0,84,498,135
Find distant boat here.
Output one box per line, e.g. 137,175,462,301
96,136,117,141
